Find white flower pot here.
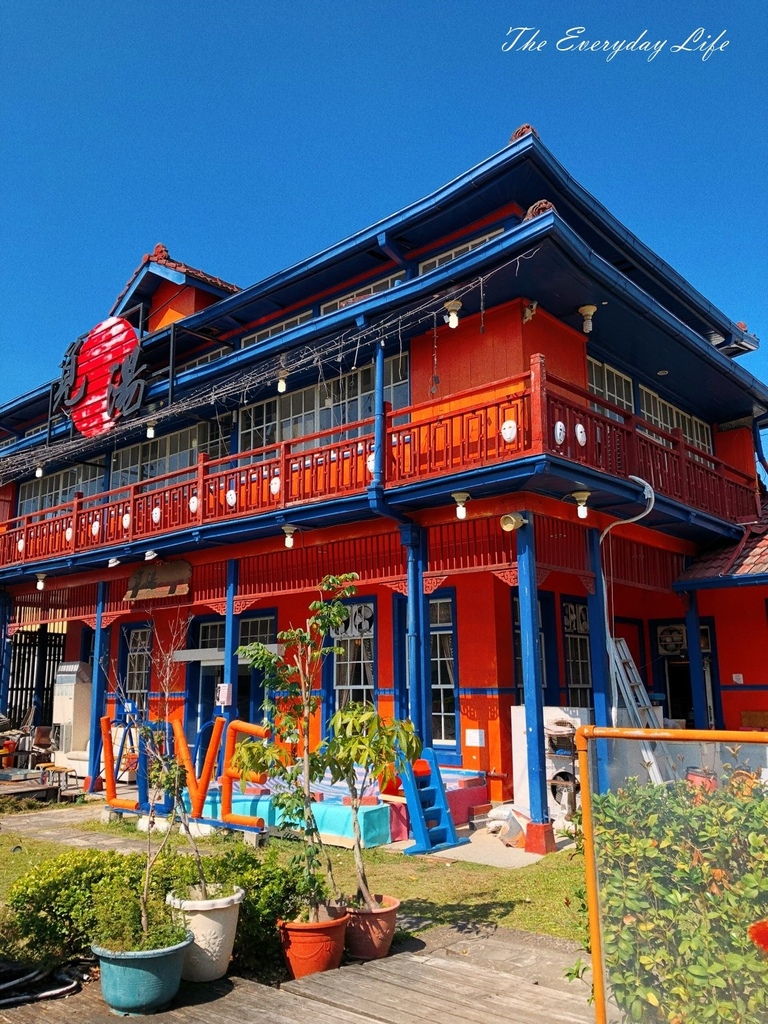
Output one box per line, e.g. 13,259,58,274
166,886,244,982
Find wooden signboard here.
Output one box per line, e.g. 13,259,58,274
124,560,192,601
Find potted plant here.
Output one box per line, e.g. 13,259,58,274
90,732,193,1014
232,573,358,978
326,701,421,959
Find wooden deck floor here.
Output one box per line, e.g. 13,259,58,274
0,949,596,1023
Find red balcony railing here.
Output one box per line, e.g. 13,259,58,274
0,357,758,570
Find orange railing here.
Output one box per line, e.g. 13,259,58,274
0,362,758,569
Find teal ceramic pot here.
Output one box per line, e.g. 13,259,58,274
92,931,193,1015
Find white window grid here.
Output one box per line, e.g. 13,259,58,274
587,358,634,423
18,462,104,517
198,616,275,650
241,311,313,349
111,423,227,492
562,601,591,708
125,627,153,712
418,229,504,276
331,602,375,709
239,354,409,455
320,272,406,315
640,386,713,455
178,346,229,372
430,598,457,743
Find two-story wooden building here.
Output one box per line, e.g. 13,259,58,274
1,125,766,851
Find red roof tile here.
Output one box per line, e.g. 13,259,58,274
679,500,768,583
110,243,239,315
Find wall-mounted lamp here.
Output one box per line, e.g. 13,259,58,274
451,491,470,520
144,549,158,561
108,557,121,568
282,524,296,549
443,299,463,329
578,305,597,334
500,512,528,532
277,371,288,394
35,465,44,479
146,421,156,439
522,300,538,324
35,573,46,591
571,490,591,519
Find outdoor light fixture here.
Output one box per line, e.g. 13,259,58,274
500,512,528,532
277,371,288,394
144,549,158,561
35,574,46,591
443,299,463,329
35,465,44,479
451,491,470,520
108,557,121,569
578,305,598,334
146,421,156,439
282,524,296,549
571,490,591,519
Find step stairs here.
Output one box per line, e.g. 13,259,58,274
400,747,469,855
610,636,676,785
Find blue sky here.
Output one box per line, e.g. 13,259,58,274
1,0,765,408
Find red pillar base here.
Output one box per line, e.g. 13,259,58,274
525,821,557,855
84,775,103,793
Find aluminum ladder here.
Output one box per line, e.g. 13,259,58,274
609,637,676,785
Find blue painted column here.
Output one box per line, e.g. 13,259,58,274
685,592,709,729
516,513,552,853
371,337,385,490
221,559,239,722
399,523,428,743
0,591,12,715
87,581,109,786
587,528,611,793
417,527,432,750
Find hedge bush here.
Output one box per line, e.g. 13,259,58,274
4,843,307,980
591,770,768,1024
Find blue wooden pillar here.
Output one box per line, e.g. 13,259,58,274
0,591,12,715
221,559,239,721
399,523,431,745
685,592,709,729
87,581,109,785
587,528,611,793
516,513,553,852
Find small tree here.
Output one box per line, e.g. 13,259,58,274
327,702,421,909
232,573,359,922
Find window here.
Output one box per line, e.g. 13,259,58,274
111,422,228,492
124,626,153,713
241,311,313,349
320,272,406,315
513,596,546,702
419,229,504,276
18,462,104,517
238,355,409,456
587,358,634,421
430,597,457,743
639,386,713,455
562,601,591,708
178,346,229,372
331,602,375,708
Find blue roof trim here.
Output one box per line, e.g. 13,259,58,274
674,573,768,591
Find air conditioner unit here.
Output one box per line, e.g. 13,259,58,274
53,662,92,755
510,706,593,819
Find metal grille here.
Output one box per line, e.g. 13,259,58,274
6,627,66,726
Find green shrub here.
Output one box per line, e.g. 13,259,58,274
6,849,144,962
591,771,768,1024
91,878,187,953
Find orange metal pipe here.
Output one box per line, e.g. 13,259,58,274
191,716,226,818
100,715,139,812
222,812,266,829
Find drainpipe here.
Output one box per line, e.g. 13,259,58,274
752,415,768,487
87,581,108,789
367,340,430,744
220,559,239,758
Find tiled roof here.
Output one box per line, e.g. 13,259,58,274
679,500,768,583
110,243,239,314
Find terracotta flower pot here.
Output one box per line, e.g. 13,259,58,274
278,907,349,979
345,895,400,961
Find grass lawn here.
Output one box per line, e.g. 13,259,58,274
0,816,585,942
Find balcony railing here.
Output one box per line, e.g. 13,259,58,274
0,357,758,569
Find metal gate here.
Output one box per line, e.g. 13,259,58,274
6,627,66,727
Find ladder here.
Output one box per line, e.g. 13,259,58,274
400,747,469,855
609,637,675,785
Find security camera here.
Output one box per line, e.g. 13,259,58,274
522,300,538,324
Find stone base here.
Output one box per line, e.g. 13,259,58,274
524,821,557,855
